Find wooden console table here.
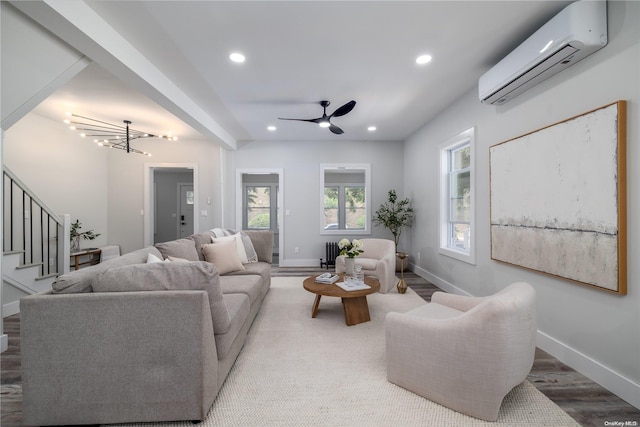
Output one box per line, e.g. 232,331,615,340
70,248,101,270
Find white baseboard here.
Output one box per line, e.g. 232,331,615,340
410,263,640,411
2,301,20,318
537,331,640,409
410,263,471,296
0,334,7,353
279,258,321,268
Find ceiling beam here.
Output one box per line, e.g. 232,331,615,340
10,0,237,150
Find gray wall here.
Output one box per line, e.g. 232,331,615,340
230,140,405,266
404,0,639,408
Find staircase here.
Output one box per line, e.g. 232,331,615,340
2,167,70,317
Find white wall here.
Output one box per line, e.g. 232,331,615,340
0,2,89,130
4,113,109,248
404,0,640,408
231,140,405,266
106,137,224,254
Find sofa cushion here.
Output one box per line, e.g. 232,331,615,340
154,238,200,262
224,262,271,293
202,240,245,274
187,231,215,261
219,274,264,307
241,230,273,263
215,293,250,360
52,246,163,294
92,261,232,334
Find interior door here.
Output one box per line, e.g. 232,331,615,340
178,183,194,238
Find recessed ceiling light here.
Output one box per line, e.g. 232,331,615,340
267,125,276,131
368,126,377,132
229,52,245,63
416,54,432,65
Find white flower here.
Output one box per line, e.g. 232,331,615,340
338,238,364,258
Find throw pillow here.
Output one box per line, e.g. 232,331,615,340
167,256,189,263
202,239,245,274
147,253,165,263
212,234,249,264
211,228,233,238
155,238,199,261
239,231,259,263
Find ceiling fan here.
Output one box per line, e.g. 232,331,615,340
278,100,356,134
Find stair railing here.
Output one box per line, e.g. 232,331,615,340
3,167,71,278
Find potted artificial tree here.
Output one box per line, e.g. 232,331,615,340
372,189,414,272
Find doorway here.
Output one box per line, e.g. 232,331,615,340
236,169,283,266
144,164,198,246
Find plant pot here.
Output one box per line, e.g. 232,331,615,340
345,257,355,275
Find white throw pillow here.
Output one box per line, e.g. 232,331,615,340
147,252,165,263
212,234,249,264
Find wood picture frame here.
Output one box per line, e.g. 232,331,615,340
490,101,627,294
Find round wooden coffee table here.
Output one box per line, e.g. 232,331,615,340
303,274,380,326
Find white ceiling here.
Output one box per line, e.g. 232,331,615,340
29,1,573,146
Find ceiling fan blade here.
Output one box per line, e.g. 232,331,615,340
330,100,356,118
329,124,344,135
278,117,321,124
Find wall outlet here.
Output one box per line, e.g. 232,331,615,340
294,247,299,254
49,257,55,266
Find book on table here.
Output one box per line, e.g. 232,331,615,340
315,273,339,284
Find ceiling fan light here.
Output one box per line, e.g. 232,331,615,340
318,120,331,128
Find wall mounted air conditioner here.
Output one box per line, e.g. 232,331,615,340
479,0,607,105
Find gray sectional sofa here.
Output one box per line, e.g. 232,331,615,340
20,229,273,425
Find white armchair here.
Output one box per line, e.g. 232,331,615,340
335,238,396,293
385,282,537,421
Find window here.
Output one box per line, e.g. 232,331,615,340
439,128,475,264
323,184,366,230
244,184,279,230
320,164,370,235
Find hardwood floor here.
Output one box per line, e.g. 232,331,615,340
1,267,638,426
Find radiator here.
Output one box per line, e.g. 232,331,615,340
320,242,340,269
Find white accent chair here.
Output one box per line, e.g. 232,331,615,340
335,238,396,293
385,282,537,421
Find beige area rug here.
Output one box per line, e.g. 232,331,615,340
110,277,579,427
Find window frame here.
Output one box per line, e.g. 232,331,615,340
438,127,476,265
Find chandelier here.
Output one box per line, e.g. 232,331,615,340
64,113,178,156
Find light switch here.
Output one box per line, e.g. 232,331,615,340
201,210,208,217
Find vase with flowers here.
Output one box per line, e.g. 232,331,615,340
338,238,364,275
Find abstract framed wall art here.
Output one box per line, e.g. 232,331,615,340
490,101,627,294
